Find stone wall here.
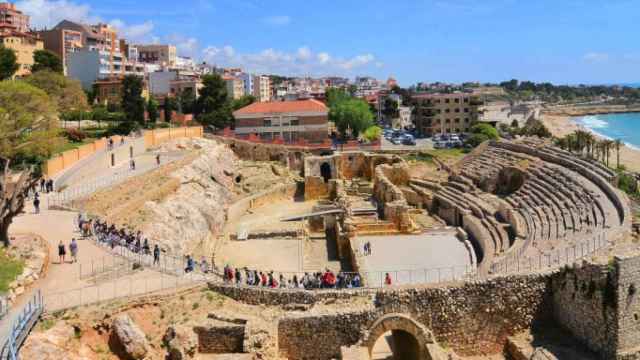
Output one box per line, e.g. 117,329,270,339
193,324,245,353
551,262,614,356
208,135,311,171
226,183,298,224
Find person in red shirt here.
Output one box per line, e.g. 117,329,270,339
384,273,392,286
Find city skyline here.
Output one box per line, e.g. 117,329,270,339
11,0,640,86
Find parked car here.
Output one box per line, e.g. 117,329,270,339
402,137,416,145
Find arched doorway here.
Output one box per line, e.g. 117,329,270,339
320,162,332,183
371,329,421,360
360,313,433,360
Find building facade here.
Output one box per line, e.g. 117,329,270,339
0,32,43,77
412,92,483,136
0,3,29,33
233,99,329,143
37,28,82,75
135,44,176,67
253,75,271,102
224,76,245,99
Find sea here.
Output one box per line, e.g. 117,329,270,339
573,112,640,150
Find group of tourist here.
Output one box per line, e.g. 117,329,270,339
363,241,372,256
91,219,161,265
39,178,54,193
57,238,78,264
222,265,364,289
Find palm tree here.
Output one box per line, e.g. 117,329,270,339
603,139,614,168
614,139,623,169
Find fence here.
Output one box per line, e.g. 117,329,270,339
0,291,43,360
490,232,607,275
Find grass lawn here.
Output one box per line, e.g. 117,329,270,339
52,138,98,155
0,248,24,293
405,148,468,165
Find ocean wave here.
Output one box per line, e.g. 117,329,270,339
578,115,608,129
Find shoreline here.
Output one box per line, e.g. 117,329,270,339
541,111,640,173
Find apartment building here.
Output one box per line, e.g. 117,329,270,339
233,99,329,143
37,27,82,74
0,32,43,77
135,44,176,67
253,75,271,102
223,76,245,99
0,3,29,33
238,73,253,97
412,92,483,137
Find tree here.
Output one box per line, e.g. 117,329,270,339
25,70,88,115
470,123,499,140
615,139,623,169
0,46,18,80
231,94,256,111
178,88,196,114
0,81,60,247
325,87,350,108
31,50,63,73
147,98,159,123
121,75,145,125
330,98,374,138
195,74,232,128
382,98,399,120
164,97,176,122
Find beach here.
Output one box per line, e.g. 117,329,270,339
541,111,640,172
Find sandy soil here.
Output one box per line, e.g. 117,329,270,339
541,113,640,172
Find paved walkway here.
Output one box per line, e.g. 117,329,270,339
0,194,190,346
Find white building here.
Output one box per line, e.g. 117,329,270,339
253,75,271,102
238,73,254,97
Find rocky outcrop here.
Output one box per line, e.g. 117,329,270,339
21,323,83,360
112,314,149,360
142,138,237,255
3,234,48,306
163,325,198,360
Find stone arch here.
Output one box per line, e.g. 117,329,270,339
360,313,433,360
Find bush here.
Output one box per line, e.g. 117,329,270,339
63,128,87,142
107,121,140,136
470,123,499,140
362,126,382,142
466,133,490,147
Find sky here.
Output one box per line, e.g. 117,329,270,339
15,0,640,86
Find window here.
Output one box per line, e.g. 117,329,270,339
445,99,450,103
445,109,450,113
264,119,271,127
463,98,469,103
454,98,460,103
464,108,469,113
455,118,460,123
465,118,470,122
455,108,460,113
291,119,299,126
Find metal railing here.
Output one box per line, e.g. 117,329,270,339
0,295,7,321
1,291,43,360
490,232,607,275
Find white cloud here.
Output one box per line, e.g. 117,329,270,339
337,54,375,70
166,34,199,58
262,15,291,26
317,52,331,64
109,19,154,43
201,45,378,76
16,0,99,28
583,52,609,63
296,46,312,61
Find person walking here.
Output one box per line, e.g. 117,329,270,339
58,241,66,264
33,196,40,214
156,154,161,166
153,245,160,266
69,238,78,263
185,255,194,273
40,178,46,192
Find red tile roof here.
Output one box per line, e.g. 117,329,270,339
234,99,328,115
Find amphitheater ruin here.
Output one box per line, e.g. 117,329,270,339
8,132,640,360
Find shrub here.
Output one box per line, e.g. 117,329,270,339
63,128,87,142
362,126,382,142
